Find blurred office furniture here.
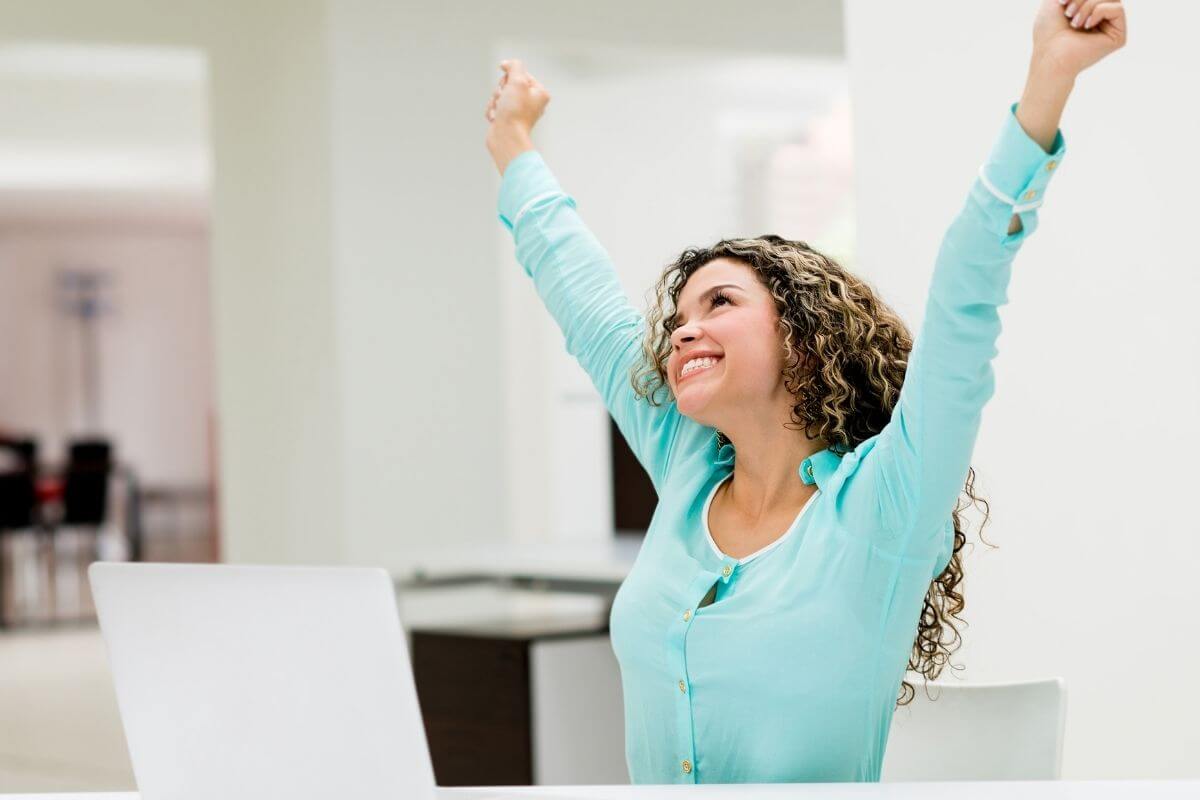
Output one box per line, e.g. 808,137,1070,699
0,437,38,528
0,437,43,625
881,677,1067,781
0,437,152,627
400,576,628,786
50,439,121,622
137,484,214,563
62,440,113,529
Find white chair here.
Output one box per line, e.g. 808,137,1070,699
881,677,1067,781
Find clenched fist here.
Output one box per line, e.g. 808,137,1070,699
485,59,551,135
1032,0,1127,76
484,59,550,176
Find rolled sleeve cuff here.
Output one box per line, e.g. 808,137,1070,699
497,149,571,233
977,101,1067,215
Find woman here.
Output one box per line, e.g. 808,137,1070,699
484,0,1125,784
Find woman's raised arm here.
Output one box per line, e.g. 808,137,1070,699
485,60,685,492
836,0,1126,567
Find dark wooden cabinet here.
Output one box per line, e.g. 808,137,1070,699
410,617,626,787
411,630,535,785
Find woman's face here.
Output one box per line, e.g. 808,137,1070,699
666,258,788,425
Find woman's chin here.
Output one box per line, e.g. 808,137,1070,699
675,384,718,417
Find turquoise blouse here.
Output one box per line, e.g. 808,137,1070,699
497,102,1066,784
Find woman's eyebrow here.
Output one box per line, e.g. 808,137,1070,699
672,283,742,327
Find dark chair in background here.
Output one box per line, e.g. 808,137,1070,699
55,439,116,620
61,439,142,562
0,437,40,626
63,440,112,528
0,435,150,626
0,437,37,528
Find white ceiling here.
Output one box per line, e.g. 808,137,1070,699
0,42,210,198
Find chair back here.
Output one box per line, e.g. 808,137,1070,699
881,677,1067,781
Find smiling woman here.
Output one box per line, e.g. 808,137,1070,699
485,0,1126,783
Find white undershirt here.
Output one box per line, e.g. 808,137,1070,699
703,473,821,565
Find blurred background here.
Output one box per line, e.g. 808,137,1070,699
0,0,1195,792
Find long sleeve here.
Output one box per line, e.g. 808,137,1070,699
841,101,1067,560
498,150,684,492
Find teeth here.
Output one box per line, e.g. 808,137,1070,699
682,356,719,377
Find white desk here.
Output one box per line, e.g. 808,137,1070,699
446,782,1200,799
395,539,641,584
5,782,1199,800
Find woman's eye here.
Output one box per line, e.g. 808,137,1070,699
711,292,730,308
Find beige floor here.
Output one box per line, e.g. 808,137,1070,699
0,626,136,793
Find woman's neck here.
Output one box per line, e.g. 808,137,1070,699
721,421,827,518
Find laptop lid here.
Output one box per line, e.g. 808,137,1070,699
89,561,437,800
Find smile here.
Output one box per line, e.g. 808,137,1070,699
679,356,722,383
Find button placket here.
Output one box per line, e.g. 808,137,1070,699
670,569,722,783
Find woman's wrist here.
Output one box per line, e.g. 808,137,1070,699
486,123,535,176
1015,57,1075,153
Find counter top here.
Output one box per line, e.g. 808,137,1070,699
394,537,642,585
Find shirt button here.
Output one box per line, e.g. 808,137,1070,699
805,463,814,477
678,679,687,693
1023,189,1037,201
722,565,732,578
682,609,691,621
682,760,692,774
1046,160,1057,171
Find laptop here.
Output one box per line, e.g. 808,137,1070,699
89,562,593,800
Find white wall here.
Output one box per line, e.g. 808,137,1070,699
844,0,1200,779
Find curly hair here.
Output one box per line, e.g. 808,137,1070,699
628,233,995,708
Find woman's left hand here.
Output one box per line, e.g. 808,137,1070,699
1033,0,1127,77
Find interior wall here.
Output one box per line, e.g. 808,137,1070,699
204,0,342,564
843,0,1200,779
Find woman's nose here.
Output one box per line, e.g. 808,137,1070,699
671,324,699,347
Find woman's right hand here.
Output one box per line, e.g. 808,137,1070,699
485,59,550,134
484,60,549,175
